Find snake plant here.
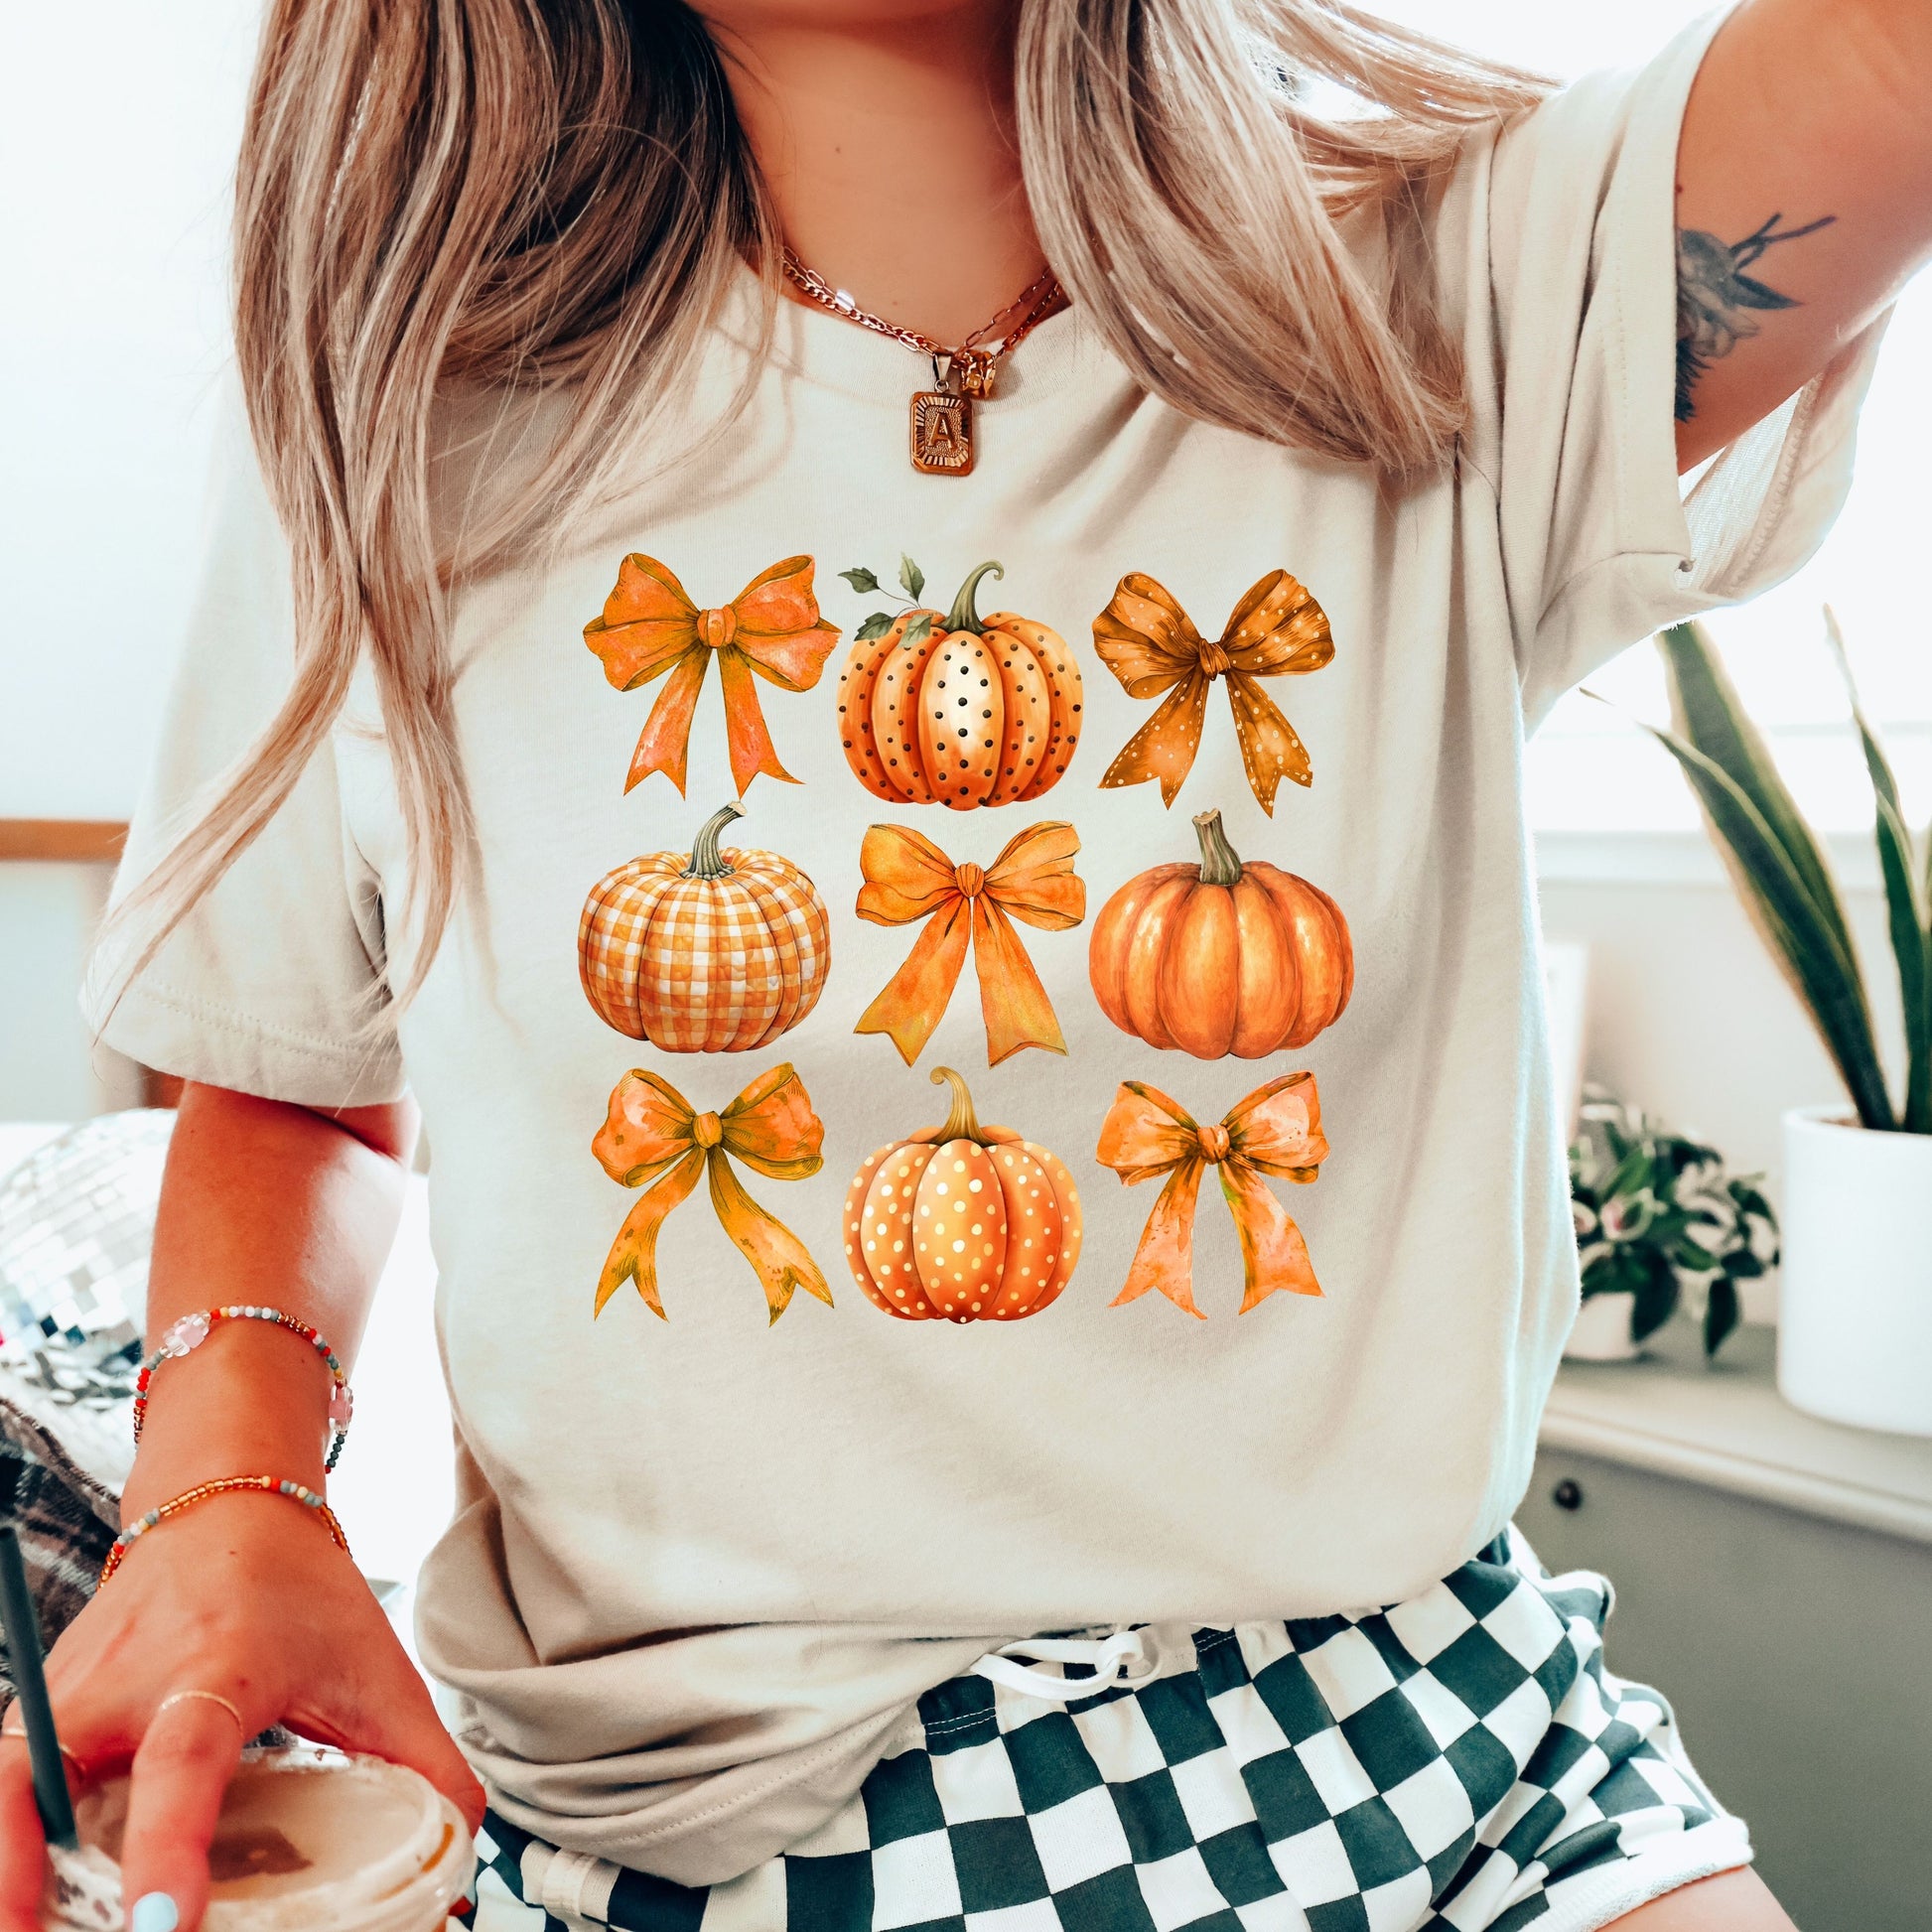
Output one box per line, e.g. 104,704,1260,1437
1635,617,1930,1134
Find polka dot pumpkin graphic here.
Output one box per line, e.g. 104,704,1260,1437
842,1067,1082,1322
837,561,1082,809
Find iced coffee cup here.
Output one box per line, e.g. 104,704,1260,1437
41,1747,473,1931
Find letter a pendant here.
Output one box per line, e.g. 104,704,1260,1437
909,383,975,476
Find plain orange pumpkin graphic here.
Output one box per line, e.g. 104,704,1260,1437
1088,809,1353,1059
578,802,830,1051
842,1067,1082,1321
836,562,1083,809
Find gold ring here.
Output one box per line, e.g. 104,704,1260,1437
0,1720,87,1777
155,1689,247,1735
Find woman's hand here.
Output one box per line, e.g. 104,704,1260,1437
0,1491,483,1932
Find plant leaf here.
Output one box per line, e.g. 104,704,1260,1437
839,567,881,595
1604,1145,1650,1199
1632,714,1896,1129
899,612,934,649
1825,607,1931,1133
1875,787,1929,1133
854,612,895,642
1674,1234,1720,1272
898,555,925,602
1704,1275,1740,1356
1630,1252,1679,1341
1657,622,1855,958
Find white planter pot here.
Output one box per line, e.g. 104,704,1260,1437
1778,1106,1932,1437
1564,1291,1643,1362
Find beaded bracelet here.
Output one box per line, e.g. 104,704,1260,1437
134,1307,354,1472
99,1475,351,1587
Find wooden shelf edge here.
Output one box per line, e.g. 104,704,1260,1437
0,819,128,863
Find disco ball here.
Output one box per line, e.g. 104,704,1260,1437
0,1111,176,1378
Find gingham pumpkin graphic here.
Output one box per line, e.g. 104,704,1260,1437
579,803,830,1051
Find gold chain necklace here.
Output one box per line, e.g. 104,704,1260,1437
779,246,1062,476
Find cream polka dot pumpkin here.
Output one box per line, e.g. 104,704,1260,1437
836,562,1082,810
842,1067,1082,1322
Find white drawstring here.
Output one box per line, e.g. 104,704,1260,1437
972,1626,1166,1704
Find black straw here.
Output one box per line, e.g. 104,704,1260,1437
0,1526,77,1849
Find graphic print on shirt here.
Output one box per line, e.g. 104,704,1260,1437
854,820,1085,1066
585,553,840,796
836,558,1083,808
578,802,831,1051
1093,569,1333,814
592,1061,831,1324
1089,809,1352,1059
842,1066,1083,1322
1096,1072,1328,1318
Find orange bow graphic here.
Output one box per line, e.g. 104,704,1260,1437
1095,1072,1329,1318
585,554,840,796
1093,570,1333,814
855,821,1085,1067
592,1062,831,1324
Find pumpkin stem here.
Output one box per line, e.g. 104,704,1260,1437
1192,810,1245,888
941,561,1005,634
683,801,745,880
929,1065,986,1143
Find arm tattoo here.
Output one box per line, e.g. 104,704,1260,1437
1675,211,1836,423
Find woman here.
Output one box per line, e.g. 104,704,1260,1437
5,1,1926,1928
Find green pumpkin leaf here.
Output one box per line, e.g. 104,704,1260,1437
854,612,894,642
898,555,926,602
899,612,934,649
840,567,882,595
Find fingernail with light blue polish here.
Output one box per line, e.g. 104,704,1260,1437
129,1894,180,1932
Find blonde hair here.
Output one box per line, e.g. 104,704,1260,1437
103,0,1547,1030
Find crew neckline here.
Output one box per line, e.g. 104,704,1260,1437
711,258,1100,411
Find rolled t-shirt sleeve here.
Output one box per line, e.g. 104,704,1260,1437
1472,6,1885,725
82,394,405,1109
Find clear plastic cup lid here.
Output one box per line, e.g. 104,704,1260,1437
44,1748,473,1932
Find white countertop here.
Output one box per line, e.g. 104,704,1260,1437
1542,1320,1932,1545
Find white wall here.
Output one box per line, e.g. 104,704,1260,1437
0,868,143,1120
0,0,260,820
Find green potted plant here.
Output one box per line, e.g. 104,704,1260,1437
1567,1091,1778,1362
1638,617,1932,1435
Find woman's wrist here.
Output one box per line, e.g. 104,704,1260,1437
136,1306,352,1470
102,1473,350,1585
122,1323,334,1516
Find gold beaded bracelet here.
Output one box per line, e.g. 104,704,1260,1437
99,1476,351,1587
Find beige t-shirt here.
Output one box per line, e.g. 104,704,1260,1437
90,13,1879,1885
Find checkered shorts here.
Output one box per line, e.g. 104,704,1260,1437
465,1530,1749,1932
